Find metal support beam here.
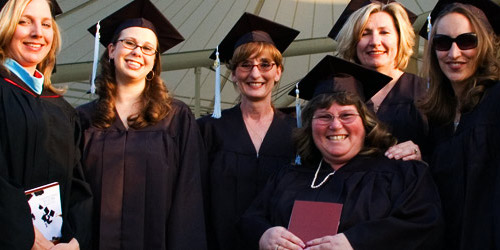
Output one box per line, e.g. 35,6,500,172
194,67,201,118
51,37,337,83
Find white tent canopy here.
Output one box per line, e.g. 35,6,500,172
53,0,437,117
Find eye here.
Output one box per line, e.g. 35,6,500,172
142,45,155,53
315,114,333,122
240,62,253,69
260,62,272,69
124,39,136,47
18,17,30,25
42,21,52,28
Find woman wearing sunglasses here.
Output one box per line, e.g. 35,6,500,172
420,2,500,249
334,2,428,162
197,13,299,250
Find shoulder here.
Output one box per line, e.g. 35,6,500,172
197,105,240,127
274,109,296,128
345,155,429,176
398,72,427,99
76,100,98,129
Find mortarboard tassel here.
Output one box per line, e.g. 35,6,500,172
90,21,101,95
294,83,302,165
212,46,222,118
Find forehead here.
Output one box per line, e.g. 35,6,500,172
436,12,473,35
119,27,158,45
316,103,358,113
365,11,396,29
23,0,52,19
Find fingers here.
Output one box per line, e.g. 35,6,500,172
385,140,421,161
260,227,305,250
279,230,305,249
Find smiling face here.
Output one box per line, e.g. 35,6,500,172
312,103,365,168
8,0,54,75
231,50,282,103
435,13,478,85
356,12,399,74
108,27,157,85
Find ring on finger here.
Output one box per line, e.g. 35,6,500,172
413,148,418,154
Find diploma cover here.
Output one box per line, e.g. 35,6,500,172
25,182,63,242
288,200,343,242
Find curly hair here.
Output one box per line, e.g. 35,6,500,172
294,92,397,166
0,0,63,94
420,3,500,126
335,2,415,71
91,30,172,129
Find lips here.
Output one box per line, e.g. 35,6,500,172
125,59,143,69
327,135,348,141
246,82,264,88
23,42,44,50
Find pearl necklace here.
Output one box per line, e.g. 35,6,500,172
310,159,336,189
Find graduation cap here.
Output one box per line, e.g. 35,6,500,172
419,0,500,39
87,0,184,94
209,12,299,63
328,0,417,40
0,0,62,17
288,55,392,101
88,0,184,54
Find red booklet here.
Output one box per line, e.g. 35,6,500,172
288,200,343,242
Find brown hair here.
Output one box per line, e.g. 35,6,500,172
336,2,415,71
420,3,500,126
228,41,283,72
91,30,172,129
0,0,63,94
294,92,397,165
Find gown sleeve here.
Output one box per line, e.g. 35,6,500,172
343,161,444,250
0,164,35,249
166,103,208,249
239,168,285,249
63,116,93,250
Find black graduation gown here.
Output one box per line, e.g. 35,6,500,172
240,155,444,250
77,100,207,250
429,81,500,250
0,71,93,249
197,105,295,250
367,73,429,155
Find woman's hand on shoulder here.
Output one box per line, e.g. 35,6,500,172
385,140,421,161
259,226,305,250
304,233,353,250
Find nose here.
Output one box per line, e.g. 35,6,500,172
248,64,262,78
447,42,461,59
368,33,382,46
130,46,142,56
328,117,343,130
30,22,43,38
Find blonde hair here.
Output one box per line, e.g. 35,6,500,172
336,2,415,70
420,3,500,126
0,0,62,94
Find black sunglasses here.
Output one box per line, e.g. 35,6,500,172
433,32,478,51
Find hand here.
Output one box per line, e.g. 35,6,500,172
305,233,353,250
385,140,421,161
259,226,305,250
32,226,55,250
51,238,79,250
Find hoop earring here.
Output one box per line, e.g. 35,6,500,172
146,71,155,81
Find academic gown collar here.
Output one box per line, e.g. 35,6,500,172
226,103,292,157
